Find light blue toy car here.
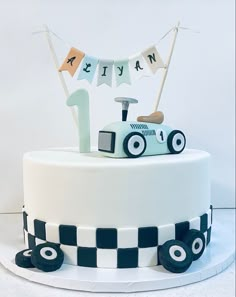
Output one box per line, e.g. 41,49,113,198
98,121,186,158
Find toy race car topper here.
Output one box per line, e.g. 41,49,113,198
98,97,186,158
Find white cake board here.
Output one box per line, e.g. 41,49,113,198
0,209,235,293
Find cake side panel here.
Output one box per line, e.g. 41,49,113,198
23,151,211,228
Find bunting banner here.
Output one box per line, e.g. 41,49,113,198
59,45,166,87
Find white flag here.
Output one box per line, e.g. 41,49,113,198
97,60,114,87
129,53,151,82
142,46,165,73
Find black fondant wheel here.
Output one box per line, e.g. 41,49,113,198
167,130,186,154
123,132,147,158
15,249,34,268
183,229,206,261
31,243,64,272
159,240,193,273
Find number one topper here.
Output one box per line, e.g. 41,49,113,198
67,89,91,153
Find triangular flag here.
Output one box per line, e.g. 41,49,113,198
114,59,131,86
142,46,165,73
129,53,151,82
97,60,114,87
59,47,85,77
77,55,98,83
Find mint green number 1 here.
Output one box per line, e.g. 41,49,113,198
67,89,90,153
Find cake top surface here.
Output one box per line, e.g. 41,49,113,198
24,148,210,167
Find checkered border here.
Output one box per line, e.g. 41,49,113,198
23,205,213,268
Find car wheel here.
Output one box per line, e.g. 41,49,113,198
183,229,206,261
31,243,64,272
167,130,186,154
15,249,35,268
159,240,193,273
123,132,147,158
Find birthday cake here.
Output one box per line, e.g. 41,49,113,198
20,148,212,273
15,25,213,274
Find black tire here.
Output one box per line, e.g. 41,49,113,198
123,132,147,158
15,249,34,268
159,240,193,273
183,229,206,261
167,130,186,154
31,243,64,272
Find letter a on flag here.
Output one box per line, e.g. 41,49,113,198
59,47,85,77
129,53,151,82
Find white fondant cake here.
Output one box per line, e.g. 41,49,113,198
24,148,210,227
22,148,212,269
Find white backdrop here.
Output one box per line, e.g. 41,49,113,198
0,0,235,212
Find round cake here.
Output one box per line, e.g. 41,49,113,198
22,148,212,269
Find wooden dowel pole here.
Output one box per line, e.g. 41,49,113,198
43,25,78,128
153,21,180,112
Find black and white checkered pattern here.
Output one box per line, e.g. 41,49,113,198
23,206,213,268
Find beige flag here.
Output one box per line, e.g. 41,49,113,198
142,46,165,74
59,47,85,76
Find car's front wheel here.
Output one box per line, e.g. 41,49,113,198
167,130,186,154
123,132,147,158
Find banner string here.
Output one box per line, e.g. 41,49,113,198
33,28,71,49
179,26,200,34
32,25,199,56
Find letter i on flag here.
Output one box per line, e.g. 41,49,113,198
142,46,165,73
77,55,98,83
97,60,114,87
59,47,85,76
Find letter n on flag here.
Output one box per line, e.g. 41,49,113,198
59,47,85,76
142,46,165,74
